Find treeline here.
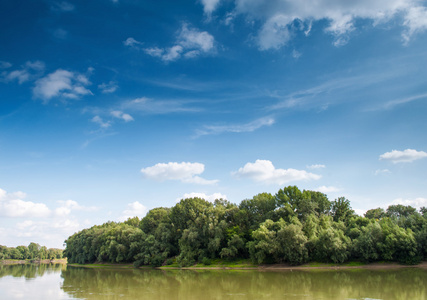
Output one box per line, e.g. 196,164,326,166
64,186,427,266
0,242,63,260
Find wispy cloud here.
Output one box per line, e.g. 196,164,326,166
195,116,274,137
379,149,427,164
307,164,326,170
33,69,92,103
372,93,427,111
51,1,75,12
98,81,118,94
91,116,111,128
139,23,216,62
141,162,218,185
120,97,201,114
233,159,321,185
111,110,133,122
209,0,427,49
1,61,45,84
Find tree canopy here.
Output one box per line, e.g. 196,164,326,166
63,186,426,267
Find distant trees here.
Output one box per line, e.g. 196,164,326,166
0,243,63,260
64,185,427,267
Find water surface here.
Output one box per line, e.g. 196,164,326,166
0,264,426,299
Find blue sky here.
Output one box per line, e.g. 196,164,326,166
1,0,427,248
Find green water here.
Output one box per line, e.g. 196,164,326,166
0,264,426,299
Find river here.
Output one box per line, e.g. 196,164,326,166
0,264,426,299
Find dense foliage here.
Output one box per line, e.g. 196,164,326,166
64,186,427,266
0,243,63,260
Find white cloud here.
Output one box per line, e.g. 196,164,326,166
53,28,68,39
316,186,341,193
390,197,427,209
201,0,222,16
402,6,427,44
121,97,200,114
119,201,148,221
233,159,321,185
195,117,275,137
141,162,218,185
374,169,391,175
379,149,427,163
0,188,51,218
111,110,134,122
98,81,118,93
176,192,227,202
307,164,326,169
54,200,98,217
1,61,45,84
218,0,427,49
144,23,216,61
0,61,12,69
91,115,111,128
51,1,75,12
33,69,92,102
123,37,143,48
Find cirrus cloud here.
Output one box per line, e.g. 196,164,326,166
141,162,218,185
233,159,321,185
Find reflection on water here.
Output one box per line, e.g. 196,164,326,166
60,267,427,300
0,264,426,300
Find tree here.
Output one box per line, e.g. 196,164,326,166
365,208,385,220
331,197,355,223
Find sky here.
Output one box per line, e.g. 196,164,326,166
1,0,427,248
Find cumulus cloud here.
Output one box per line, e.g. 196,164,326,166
233,159,321,185
1,61,45,84
33,69,92,102
379,149,427,163
195,117,275,137
119,201,148,221
143,23,216,62
54,199,98,217
111,110,134,122
0,188,51,218
208,0,427,49
98,81,118,93
390,197,427,209
141,162,218,185
176,192,227,202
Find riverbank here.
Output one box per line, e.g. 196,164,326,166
0,259,67,265
66,260,427,270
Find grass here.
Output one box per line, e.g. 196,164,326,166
160,258,257,269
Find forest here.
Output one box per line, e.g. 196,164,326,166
0,242,63,260
64,186,427,267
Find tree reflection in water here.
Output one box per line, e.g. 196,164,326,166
60,267,427,300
